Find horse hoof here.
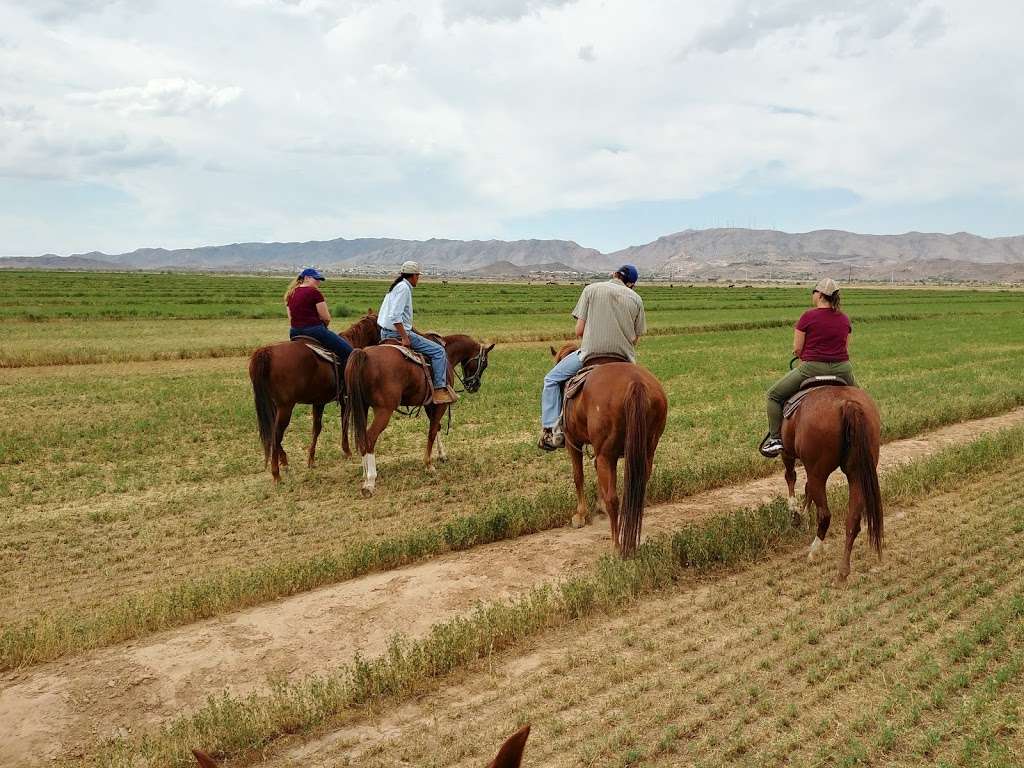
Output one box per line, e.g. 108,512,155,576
426,464,437,475
361,486,374,498
570,515,587,529
807,537,824,563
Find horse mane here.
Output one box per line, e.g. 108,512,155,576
341,310,379,347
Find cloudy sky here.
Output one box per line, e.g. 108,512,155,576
1,0,1021,256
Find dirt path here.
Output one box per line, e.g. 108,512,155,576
3,408,1023,764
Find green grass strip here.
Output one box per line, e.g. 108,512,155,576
77,424,1024,767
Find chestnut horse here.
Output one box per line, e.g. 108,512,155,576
782,384,883,582
552,343,668,557
194,724,529,767
248,311,380,482
345,334,495,496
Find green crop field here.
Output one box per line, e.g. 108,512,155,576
3,271,1024,766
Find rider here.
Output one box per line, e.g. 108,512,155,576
377,261,458,405
286,267,354,366
538,264,646,451
761,277,857,458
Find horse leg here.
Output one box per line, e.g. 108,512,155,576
271,403,294,482
423,404,445,473
783,454,800,525
569,445,588,528
308,403,324,468
805,473,830,563
839,473,864,583
360,406,393,497
434,434,448,462
596,454,620,552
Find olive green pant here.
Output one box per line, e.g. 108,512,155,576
766,361,857,438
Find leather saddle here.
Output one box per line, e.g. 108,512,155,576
783,376,850,419
380,339,430,368
564,354,632,402
292,336,341,365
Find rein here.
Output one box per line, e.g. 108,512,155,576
454,345,487,393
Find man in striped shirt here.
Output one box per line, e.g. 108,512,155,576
538,264,646,451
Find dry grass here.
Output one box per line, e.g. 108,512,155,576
3,312,1024,670
72,427,1024,767
262,461,1024,768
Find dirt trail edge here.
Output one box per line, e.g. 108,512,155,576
3,408,1023,764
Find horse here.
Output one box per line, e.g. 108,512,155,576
248,311,380,482
551,343,668,558
345,334,495,496
781,384,884,582
193,724,529,767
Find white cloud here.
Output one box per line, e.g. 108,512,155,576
0,0,1021,255
67,78,242,116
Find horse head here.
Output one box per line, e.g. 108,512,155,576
193,724,529,767
551,342,579,363
461,340,495,394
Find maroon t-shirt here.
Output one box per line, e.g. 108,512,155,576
796,308,851,362
287,285,326,328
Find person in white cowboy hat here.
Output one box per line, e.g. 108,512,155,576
761,277,857,458
376,261,458,405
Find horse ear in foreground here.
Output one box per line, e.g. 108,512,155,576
555,344,668,557
192,724,530,767
782,385,883,582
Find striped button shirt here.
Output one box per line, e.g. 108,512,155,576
573,279,646,363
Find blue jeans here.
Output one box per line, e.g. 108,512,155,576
290,325,353,366
379,328,449,389
541,350,583,429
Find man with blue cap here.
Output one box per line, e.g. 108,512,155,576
538,264,646,451
285,266,353,365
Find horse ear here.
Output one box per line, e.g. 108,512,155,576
549,346,557,358
486,725,530,768
486,343,495,352
192,750,219,768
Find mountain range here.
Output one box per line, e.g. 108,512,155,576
4,228,1024,282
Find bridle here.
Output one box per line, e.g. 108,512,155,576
455,344,489,393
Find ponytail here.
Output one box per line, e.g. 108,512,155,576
388,274,413,293
284,276,303,304
827,291,841,312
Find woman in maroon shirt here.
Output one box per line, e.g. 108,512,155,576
761,278,857,458
285,267,353,364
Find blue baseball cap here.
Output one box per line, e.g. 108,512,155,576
617,264,639,285
299,267,325,281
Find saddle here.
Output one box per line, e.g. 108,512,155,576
563,355,633,403
380,338,431,368
783,376,850,419
292,336,340,364
291,336,344,405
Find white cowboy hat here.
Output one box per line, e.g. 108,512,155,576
400,260,422,275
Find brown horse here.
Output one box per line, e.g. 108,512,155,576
552,343,668,557
782,385,884,582
345,334,495,496
249,311,380,482
193,724,529,767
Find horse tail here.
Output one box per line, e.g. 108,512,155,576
346,348,370,454
842,400,883,556
620,379,651,558
248,347,276,466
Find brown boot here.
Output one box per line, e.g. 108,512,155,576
432,386,458,405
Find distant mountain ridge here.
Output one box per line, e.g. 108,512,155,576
4,228,1024,282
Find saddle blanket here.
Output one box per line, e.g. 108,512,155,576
380,340,430,368
292,336,340,365
783,376,849,419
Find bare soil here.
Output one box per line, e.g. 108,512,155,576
3,408,1023,765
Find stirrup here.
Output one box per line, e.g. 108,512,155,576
759,436,783,458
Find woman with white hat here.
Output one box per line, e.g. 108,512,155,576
376,261,458,405
761,277,857,458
